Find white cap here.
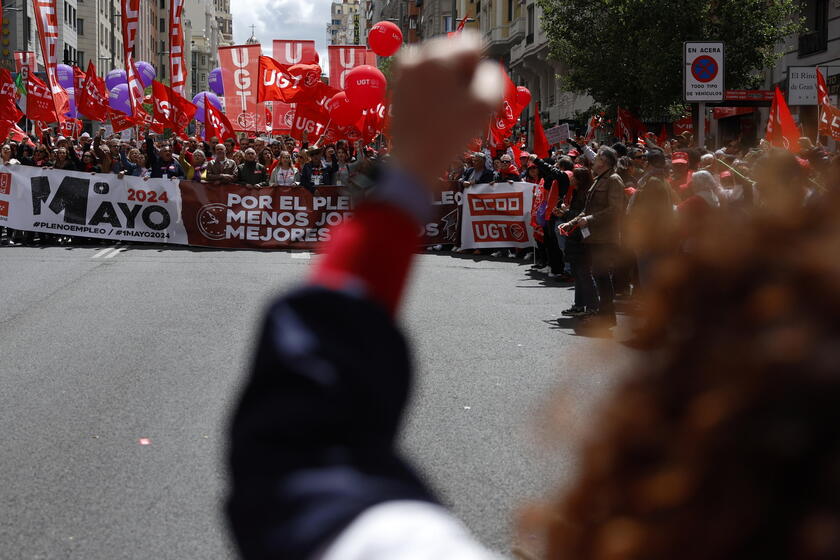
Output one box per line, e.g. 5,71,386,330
80,132,91,138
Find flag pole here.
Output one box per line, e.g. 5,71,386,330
816,66,821,145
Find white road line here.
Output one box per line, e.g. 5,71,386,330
104,248,126,259
92,248,116,259
291,252,312,260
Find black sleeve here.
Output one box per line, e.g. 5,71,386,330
227,287,435,560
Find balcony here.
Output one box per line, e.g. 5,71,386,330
485,19,527,55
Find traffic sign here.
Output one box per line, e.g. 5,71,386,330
684,42,724,102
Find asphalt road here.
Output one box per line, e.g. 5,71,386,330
0,242,631,559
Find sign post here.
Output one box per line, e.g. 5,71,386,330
684,41,724,148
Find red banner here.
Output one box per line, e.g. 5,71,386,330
169,0,187,95
77,61,110,122
32,0,69,120
269,102,294,134
328,46,367,89
218,44,269,133
120,0,140,59
179,184,353,249
272,40,318,65
14,52,37,79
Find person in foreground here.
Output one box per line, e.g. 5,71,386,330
226,33,840,560
226,32,506,559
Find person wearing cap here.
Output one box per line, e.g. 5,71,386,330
458,152,493,187
518,151,531,179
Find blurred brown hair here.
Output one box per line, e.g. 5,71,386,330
543,164,840,559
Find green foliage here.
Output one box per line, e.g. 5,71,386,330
536,0,802,116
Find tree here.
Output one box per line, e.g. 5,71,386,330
537,0,801,117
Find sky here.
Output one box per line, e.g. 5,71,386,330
230,0,333,73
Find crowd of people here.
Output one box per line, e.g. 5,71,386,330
464,129,840,332
0,128,379,245
3,122,840,338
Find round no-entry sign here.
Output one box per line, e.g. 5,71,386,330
691,56,718,83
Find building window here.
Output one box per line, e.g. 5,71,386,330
526,5,534,44
799,0,828,57
507,0,513,21
78,51,85,67
160,17,166,33
78,18,84,35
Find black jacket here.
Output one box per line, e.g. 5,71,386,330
227,288,436,559
299,161,335,189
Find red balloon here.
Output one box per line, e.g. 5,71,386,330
345,65,387,109
328,91,363,126
515,86,531,109
368,21,403,57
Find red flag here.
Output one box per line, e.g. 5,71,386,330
488,66,521,144
25,73,58,122
73,66,86,91
328,45,366,89
125,55,145,117
0,120,26,142
289,102,329,141
169,0,187,96
77,61,110,121
110,110,138,133
765,86,801,153
584,115,601,143
815,69,840,141
0,69,22,123
533,103,549,158
270,102,295,134
819,103,840,142
273,40,319,65
205,102,237,144
258,56,323,103
817,69,830,107
59,118,82,138
120,0,139,60
32,0,69,120
614,107,643,141
657,124,668,146
152,80,196,130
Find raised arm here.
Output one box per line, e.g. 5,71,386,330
227,32,503,560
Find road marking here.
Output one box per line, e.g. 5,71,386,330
92,248,116,259
92,247,127,259
105,248,126,259
291,252,311,260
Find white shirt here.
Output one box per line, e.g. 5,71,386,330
314,501,501,560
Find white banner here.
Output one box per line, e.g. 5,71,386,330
0,165,187,244
460,182,534,250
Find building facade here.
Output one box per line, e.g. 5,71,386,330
328,0,362,46
1,0,79,72
763,0,839,140
368,0,591,141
